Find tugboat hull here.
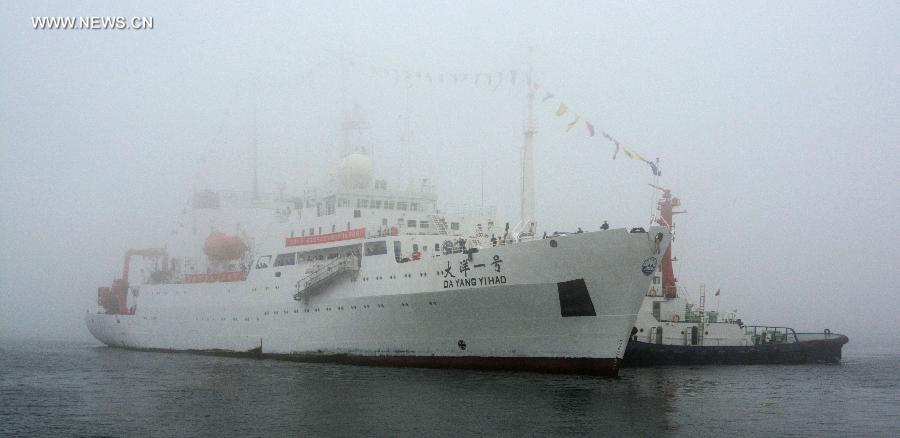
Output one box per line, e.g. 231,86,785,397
622,334,849,367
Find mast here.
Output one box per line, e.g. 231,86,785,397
520,48,536,233
650,184,686,298
251,87,259,201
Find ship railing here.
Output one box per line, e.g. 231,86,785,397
293,254,360,301
744,326,799,345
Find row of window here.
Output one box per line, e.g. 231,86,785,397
191,300,438,321
313,197,430,216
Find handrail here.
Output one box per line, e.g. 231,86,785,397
293,254,360,301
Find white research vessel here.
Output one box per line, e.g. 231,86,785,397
87,107,671,376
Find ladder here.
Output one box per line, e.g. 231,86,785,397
429,214,449,235
293,254,360,301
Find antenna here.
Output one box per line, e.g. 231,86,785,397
251,84,259,201
519,47,536,235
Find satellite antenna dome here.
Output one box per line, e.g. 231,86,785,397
338,153,373,189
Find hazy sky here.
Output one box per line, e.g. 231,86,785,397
1,1,897,351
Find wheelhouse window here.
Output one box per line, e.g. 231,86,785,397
419,221,429,229
407,220,417,228
450,222,460,230
274,253,296,267
374,200,382,209
397,202,408,211
364,241,388,256
358,199,369,208
384,200,395,210
255,255,272,269
411,202,420,211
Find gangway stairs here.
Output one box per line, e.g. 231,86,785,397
429,214,449,235
293,255,360,302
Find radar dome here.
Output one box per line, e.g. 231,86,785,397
338,153,373,189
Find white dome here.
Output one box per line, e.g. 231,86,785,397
338,153,373,189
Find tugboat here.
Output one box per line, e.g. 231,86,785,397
621,185,848,367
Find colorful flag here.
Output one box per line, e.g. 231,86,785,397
556,103,568,116
642,158,661,176
566,114,581,132
585,121,595,136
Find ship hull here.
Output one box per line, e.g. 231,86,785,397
622,335,849,367
87,229,670,376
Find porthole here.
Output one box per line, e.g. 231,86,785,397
549,239,558,248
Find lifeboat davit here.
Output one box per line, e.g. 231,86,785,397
203,232,247,260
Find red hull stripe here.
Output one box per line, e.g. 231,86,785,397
285,228,366,247
183,272,247,283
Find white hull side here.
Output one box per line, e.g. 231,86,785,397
87,229,670,373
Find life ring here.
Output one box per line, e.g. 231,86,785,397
672,314,680,322
824,328,831,335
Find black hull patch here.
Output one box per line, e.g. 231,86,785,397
557,279,596,317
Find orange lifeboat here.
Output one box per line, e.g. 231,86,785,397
203,232,247,260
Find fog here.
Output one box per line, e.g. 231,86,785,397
1,1,897,353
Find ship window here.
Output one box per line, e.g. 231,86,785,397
274,253,296,267
338,198,349,208
255,255,272,269
394,241,403,262
354,209,361,218
419,221,429,229
397,202,408,211
318,227,322,234
450,222,460,231
347,222,351,230
374,200,382,209
309,227,314,235
359,199,369,208
301,229,305,236
364,241,388,256
384,200,395,210
435,243,440,252
332,225,336,232
407,220,417,228
411,202,419,211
